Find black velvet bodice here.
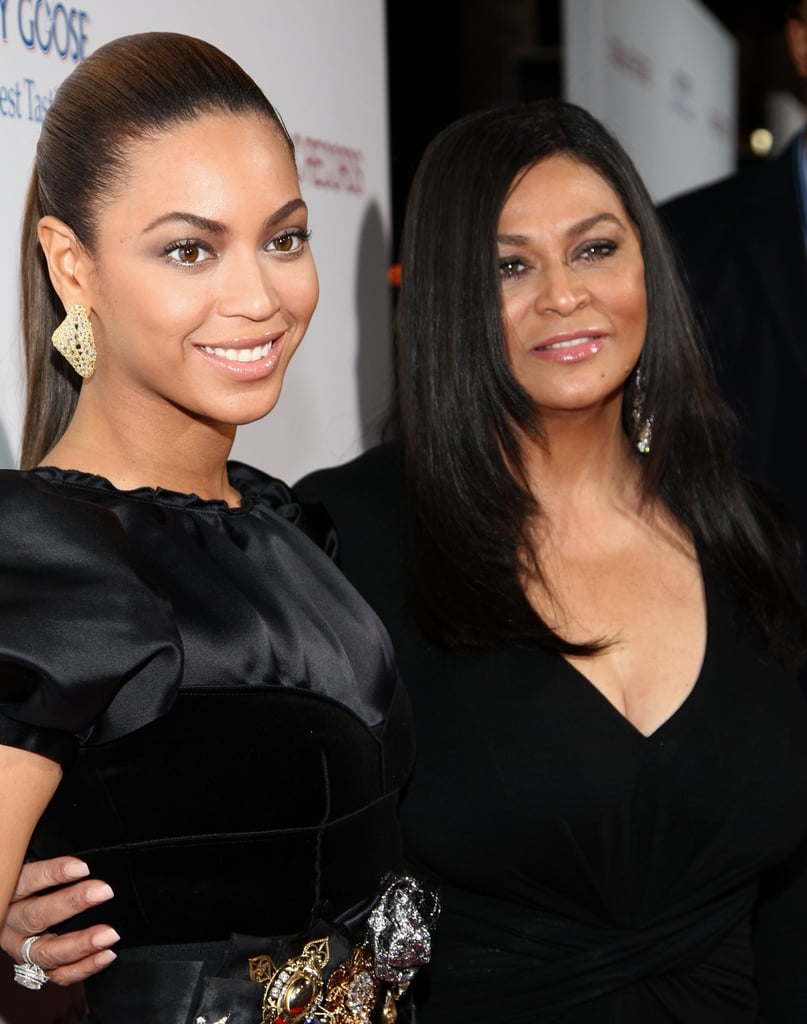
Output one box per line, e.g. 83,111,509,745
0,462,413,946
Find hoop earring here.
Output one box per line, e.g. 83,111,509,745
631,364,654,455
52,303,96,379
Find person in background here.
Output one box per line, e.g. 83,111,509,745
660,1,807,593
6,97,807,1020
0,30,430,1024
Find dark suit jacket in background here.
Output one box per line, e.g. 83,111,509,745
659,134,807,548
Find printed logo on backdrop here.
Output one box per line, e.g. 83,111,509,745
0,0,90,125
294,134,365,196
609,35,652,86
670,68,695,120
669,67,733,142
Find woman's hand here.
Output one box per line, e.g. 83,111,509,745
2,857,119,986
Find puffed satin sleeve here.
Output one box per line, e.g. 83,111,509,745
0,472,183,766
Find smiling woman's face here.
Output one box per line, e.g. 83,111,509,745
78,110,319,430
497,154,647,420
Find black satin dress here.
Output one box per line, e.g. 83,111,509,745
0,462,414,1024
295,441,807,1023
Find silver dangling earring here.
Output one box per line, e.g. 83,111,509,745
51,303,96,379
631,364,654,455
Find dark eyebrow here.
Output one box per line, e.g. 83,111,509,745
265,198,308,229
565,212,626,238
143,197,307,236
496,212,627,248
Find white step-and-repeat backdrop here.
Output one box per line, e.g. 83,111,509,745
0,0,392,482
563,0,738,203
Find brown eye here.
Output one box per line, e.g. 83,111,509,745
273,234,294,253
268,229,310,255
498,257,525,279
177,243,201,263
166,241,209,265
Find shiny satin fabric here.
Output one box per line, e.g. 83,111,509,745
0,463,398,757
0,463,415,1010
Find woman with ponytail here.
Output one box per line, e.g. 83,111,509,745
0,30,431,1024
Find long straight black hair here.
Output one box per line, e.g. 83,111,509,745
390,99,806,660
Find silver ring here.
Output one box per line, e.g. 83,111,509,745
21,935,41,966
13,936,48,990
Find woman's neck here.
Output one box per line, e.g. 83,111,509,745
522,406,645,527
41,392,241,506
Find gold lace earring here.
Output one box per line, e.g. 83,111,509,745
51,303,96,379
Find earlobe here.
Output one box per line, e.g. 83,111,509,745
37,216,92,312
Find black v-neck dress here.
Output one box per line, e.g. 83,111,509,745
294,441,807,1023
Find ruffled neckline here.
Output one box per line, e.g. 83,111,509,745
31,460,289,516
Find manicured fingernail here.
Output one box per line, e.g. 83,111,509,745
86,882,114,904
63,860,91,880
92,928,120,949
94,949,118,967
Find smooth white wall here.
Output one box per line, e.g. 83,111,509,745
563,0,737,202
0,0,392,482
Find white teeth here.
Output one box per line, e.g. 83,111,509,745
546,336,593,350
202,341,273,362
